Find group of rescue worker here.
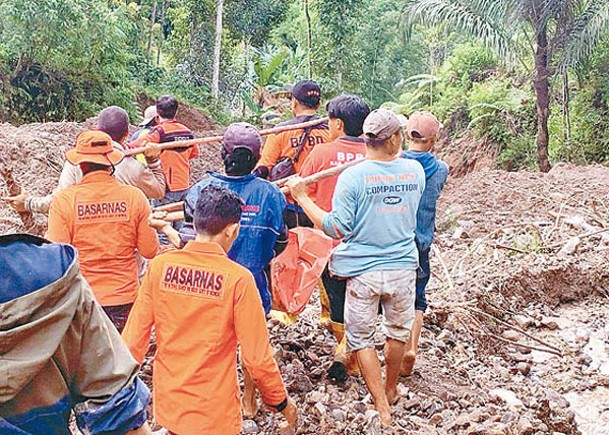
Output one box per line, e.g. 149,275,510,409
1,81,448,434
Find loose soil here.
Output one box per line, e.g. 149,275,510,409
0,104,222,234
1,117,608,434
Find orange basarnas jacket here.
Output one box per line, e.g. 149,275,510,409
258,115,330,173
130,120,198,192
122,241,287,435
46,171,159,306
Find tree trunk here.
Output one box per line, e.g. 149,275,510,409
563,70,571,144
533,24,551,172
305,0,313,78
156,0,166,66
212,0,224,100
146,1,158,62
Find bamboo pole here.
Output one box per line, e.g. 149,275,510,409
278,157,363,194
155,157,365,222
152,174,298,212
126,117,328,156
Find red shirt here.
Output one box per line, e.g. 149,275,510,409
299,136,366,212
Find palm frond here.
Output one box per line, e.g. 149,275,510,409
539,0,574,28
468,112,493,128
400,73,442,87
402,0,514,58
558,0,609,71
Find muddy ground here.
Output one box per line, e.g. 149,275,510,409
1,112,608,435
237,164,609,435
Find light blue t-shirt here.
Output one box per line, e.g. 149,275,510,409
322,158,425,277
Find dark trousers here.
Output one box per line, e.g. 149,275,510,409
284,208,314,229
102,303,133,333
321,268,347,324
415,247,431,312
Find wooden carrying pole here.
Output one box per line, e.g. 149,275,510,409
156,158,365,222
279,158,362,195
151,174,299,213
126,117,329,156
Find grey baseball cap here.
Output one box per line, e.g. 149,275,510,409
222,122,262,157
363,109,407,144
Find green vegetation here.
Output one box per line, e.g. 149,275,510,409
1,0,609,170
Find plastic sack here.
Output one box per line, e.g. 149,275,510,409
271,227,334,314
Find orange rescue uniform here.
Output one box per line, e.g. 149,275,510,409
131,120,198,191
122,241,287,435
258,116,330,174
47,171,159,306
299,136,366,212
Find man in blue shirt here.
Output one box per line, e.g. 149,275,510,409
287,109,425,428
182,123,288,312
181,122,288,418
401,111,449,376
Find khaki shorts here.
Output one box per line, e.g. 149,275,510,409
344,270,416,352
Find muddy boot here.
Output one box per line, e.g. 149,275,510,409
318,281,333,330
327,323,351,384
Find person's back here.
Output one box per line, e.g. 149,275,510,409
325,157,425,276
154,119,197,191
300,94,370,213
287,109,426,427
257,80,330,180
124,242,267,433
48,174,157,304
298,94,370,381
129,96,197,194
0,234,151,434
259,115,330,175
46,131,158,313
185,173,286,313
400,111,449,376
122,185,296,435
409,156,449,250
183,122,287,314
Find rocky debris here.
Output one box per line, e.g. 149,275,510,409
489,389,524,410
241,419,259,434
363,410,381,435
3,128,607,434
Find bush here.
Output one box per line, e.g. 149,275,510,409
0,0,139,123
439,42,498,89
550,86,609,164
467,79,533,142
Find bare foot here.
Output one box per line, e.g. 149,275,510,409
242,394,259,418
385,387,399,406
400,350,417,376
376,405,392,427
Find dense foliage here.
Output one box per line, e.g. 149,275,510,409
1,0,609,168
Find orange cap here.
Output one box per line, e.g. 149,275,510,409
66,130,124,166
406,111,442,141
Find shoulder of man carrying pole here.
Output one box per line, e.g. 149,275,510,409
153,120,194,143
274,115,328,129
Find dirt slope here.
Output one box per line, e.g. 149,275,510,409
0,104,221,234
